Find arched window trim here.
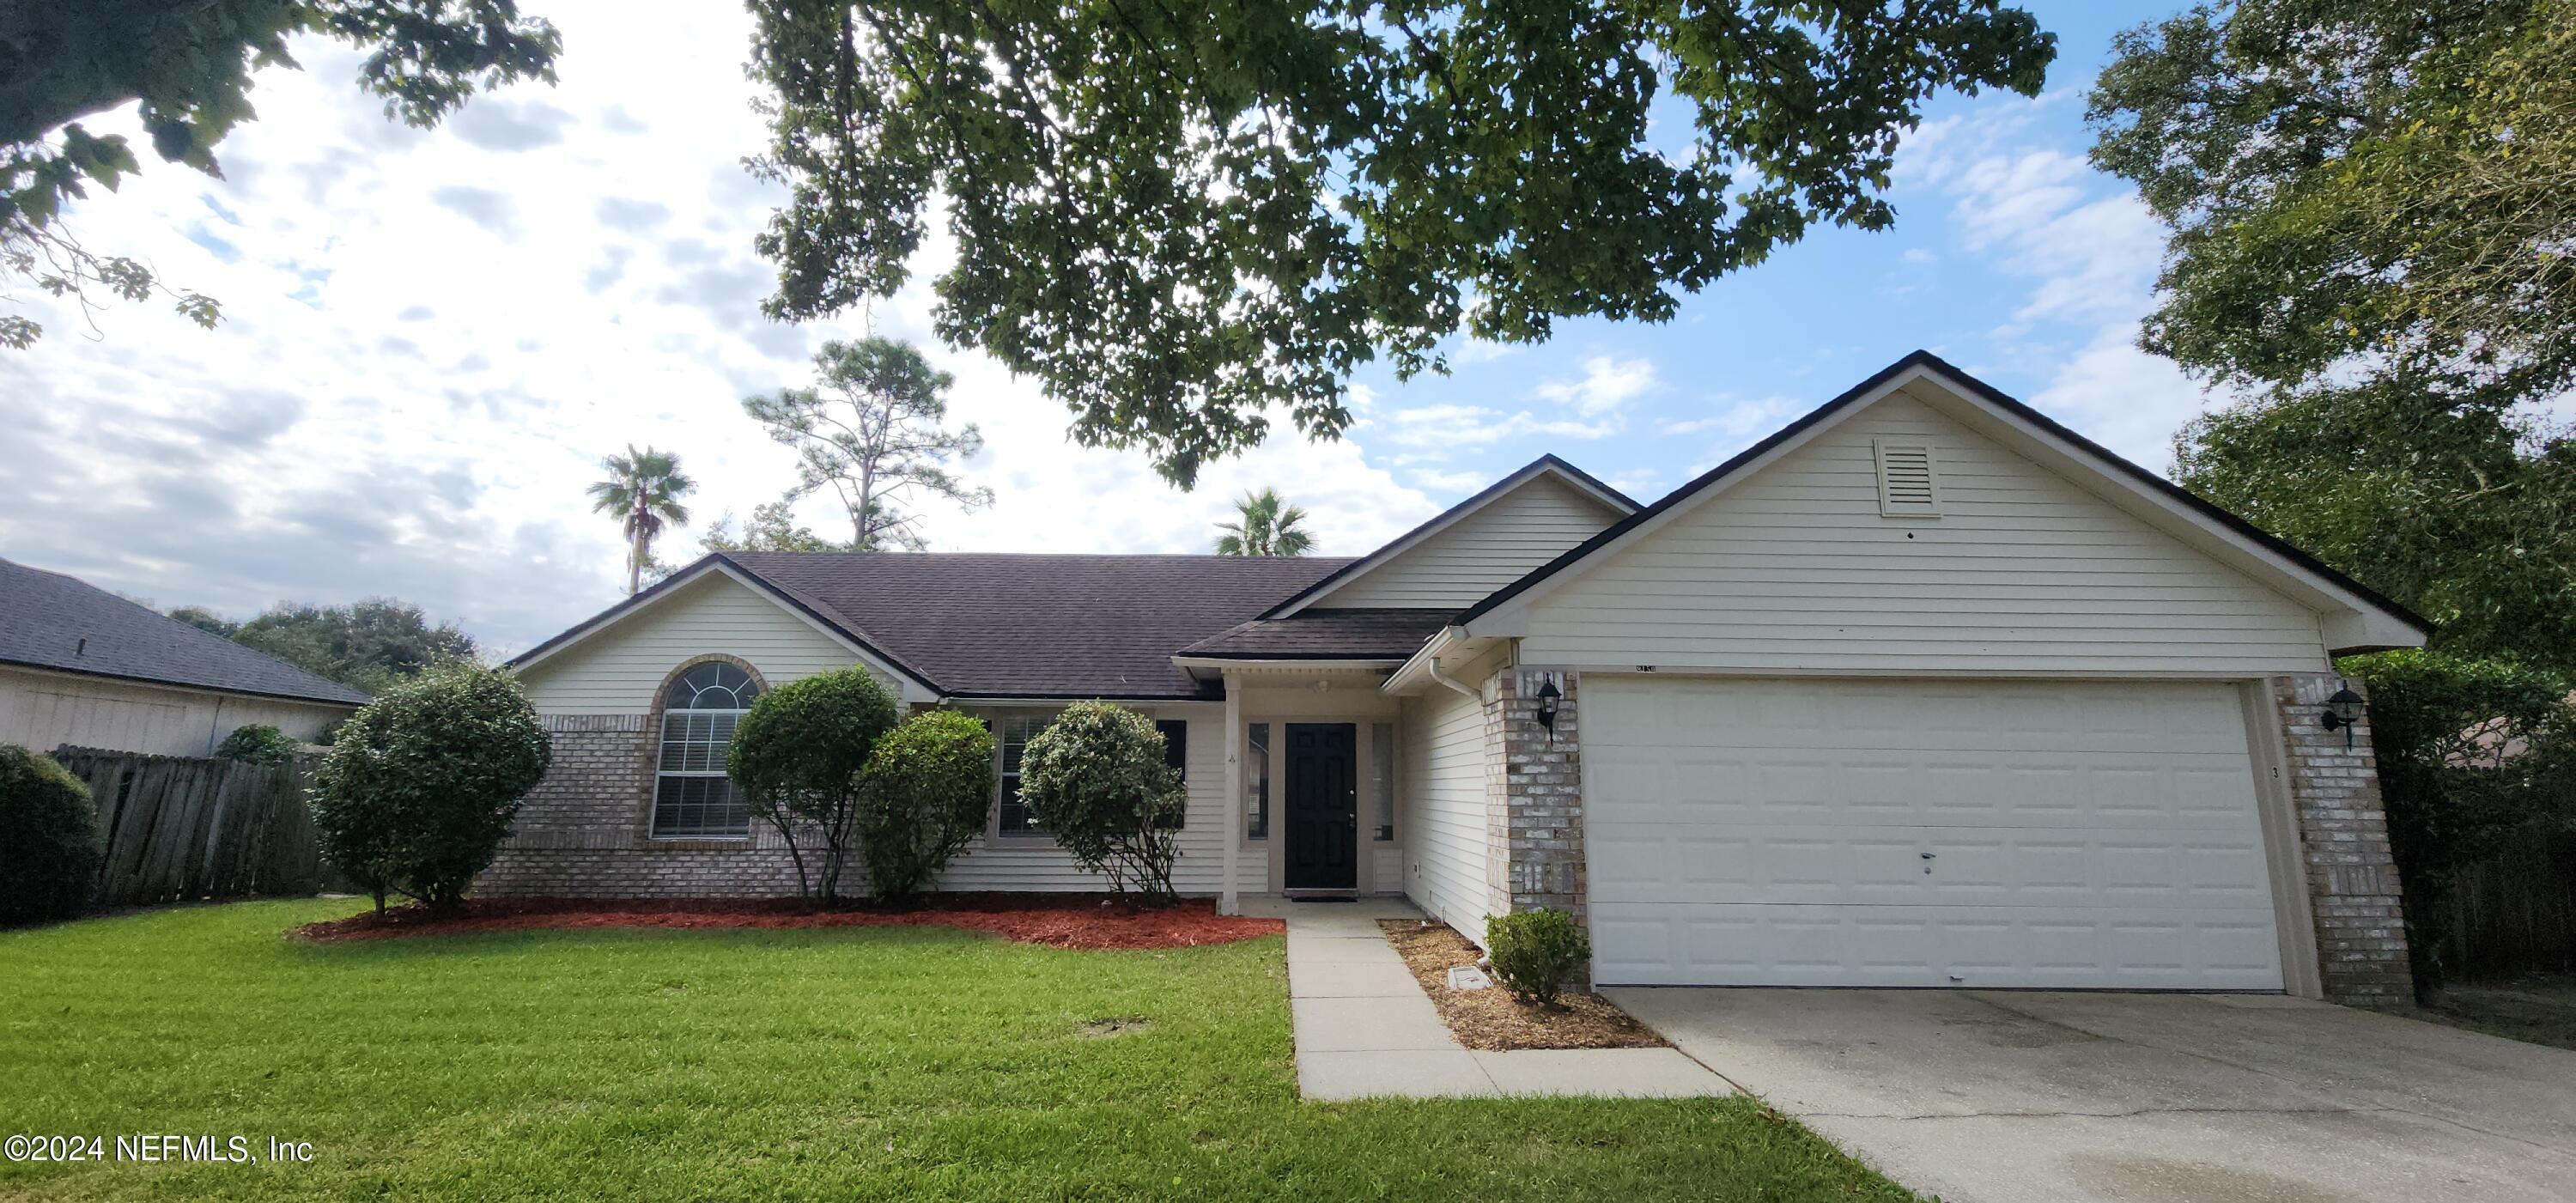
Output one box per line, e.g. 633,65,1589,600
649,657,765,840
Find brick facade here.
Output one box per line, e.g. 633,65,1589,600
477,713,812,898
2271,673,2415,1006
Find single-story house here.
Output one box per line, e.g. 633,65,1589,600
0,557,369,756
495,352,2427,1006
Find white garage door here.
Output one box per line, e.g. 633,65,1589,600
1585,677,2284,989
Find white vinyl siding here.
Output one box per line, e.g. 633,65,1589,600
0,665,355,757
1584,677,2284,989
1327,472,1625,609
1399,642,1505,945
517,572,899,713
1518,394,2333,675
936,703,1264,894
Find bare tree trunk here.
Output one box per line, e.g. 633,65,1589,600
629,494,648,595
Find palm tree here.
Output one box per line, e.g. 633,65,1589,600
1214,488,1314,556
587,445,696,595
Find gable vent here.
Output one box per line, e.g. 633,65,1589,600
1874,439,1941,517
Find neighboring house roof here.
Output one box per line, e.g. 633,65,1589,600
1454,349,2433,653
1176,609,1460,660
1260,454,1637,618
0,557,371,707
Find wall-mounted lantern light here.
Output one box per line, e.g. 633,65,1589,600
2320,681,2366,749
1534,677,1562,736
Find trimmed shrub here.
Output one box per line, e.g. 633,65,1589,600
728,667,897,905
309,665,551,914
1485,908,1590,1008
0,744,101,924
858,710,996,902
214,723,298,765
1019,702,1185,900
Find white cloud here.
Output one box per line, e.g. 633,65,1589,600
1535,354,1659,416
0,2,1439,653
1377,404,1620,453
1660,393,1803,440
1893,90,2226,466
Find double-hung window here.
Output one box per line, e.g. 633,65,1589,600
993,714,1051,834
653,661,760,838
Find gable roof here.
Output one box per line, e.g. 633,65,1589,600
731,552,1353,697
506,555,951,696
1259,454,1636,618
0,557,371,707
1455,350,2432,653
512,551,1357,701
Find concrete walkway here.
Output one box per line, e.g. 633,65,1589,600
1245,896,1730,1102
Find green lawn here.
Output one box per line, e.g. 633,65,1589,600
0,900,1912,1201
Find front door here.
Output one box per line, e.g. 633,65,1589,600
1284,723,1358,890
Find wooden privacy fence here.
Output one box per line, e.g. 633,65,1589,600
52,747,328,906
2434,828,2576,981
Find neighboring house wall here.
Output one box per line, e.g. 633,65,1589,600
1516,393,2334,675
1327,473,1625,610
1400,641,1507,944
0,664,350,756
516,572,898,712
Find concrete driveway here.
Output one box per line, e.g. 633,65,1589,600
1606,987,2576,1203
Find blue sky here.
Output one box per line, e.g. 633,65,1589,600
0,2,2209,653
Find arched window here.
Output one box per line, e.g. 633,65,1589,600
653,660,762,838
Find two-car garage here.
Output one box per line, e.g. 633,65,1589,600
1582,676,2290,991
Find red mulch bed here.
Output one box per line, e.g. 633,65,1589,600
291,894,1284,950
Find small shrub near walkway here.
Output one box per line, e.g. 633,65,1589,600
1382,918,1665,1051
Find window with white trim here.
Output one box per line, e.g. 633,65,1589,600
652,661,761,838
1244,723,1270,840
993,714,1054,834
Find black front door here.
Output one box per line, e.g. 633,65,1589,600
1284,723,1358,890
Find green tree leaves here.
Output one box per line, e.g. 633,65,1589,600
2094,1,2576,673
1213,488,1312,556
742,337,991,550
744,1,2054,485
588,445,696,596
3,0,561,348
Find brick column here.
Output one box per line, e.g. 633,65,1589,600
2273,674,2415,1006
1483,669,1585,920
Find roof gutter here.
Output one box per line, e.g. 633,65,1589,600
1169,656,1405,673
1384,627,1480,700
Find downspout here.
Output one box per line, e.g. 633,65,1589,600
1423,629,1479,702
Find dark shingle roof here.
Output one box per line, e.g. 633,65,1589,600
722,552,1360,698
1178,609,1458,659
0,558,371,706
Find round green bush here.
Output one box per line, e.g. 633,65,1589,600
1018,702,1184,899
1484,908,1591,1008
214,723,298,765
0,744,102,924
308,665,551,914
729,667,899,904
858,709,996,901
